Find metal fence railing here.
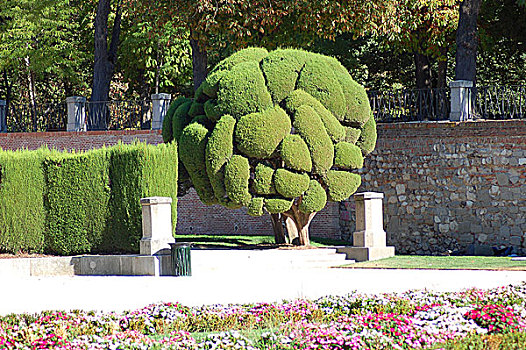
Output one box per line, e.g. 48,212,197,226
471,85,526,120
368,88,450,123
4,102,67,133
86,100,152,131
0,100,152,132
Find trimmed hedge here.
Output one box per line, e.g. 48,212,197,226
162,96,189,143
179,122,217,205
217,61,273,119
253,163,276,195
264,198,293,214
324,170,361,202
0,148,51,253
234,106,291,159
293,105,334,174
205,114,236,204
334,142,364,170
299,180,327,214
224,155,251,206
280,134,312,172
0,143,178,255
43,149,111,255
103,143,178,253
273,169,310,199
163,47,376,219
247,197,264,217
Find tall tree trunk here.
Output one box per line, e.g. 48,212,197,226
414,52,432,89
190,30,208,91
437,47,448,89
282,202,316,246
455,0,482,82
270,213,286,244
24,56,37,131
91,0,122,130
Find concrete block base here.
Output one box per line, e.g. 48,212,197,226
76,254,175,276
336,246,395,262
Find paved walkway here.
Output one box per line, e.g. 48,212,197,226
2,268,526,315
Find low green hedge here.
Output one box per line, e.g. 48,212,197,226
0,143,178,255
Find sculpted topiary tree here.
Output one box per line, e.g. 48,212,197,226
163,48,377,245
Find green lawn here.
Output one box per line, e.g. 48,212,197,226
346,255,526,270
173,234,349,249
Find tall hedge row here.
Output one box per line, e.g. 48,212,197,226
0,143,178,255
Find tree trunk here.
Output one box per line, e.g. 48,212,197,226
285,217,299,245
282,202,316,246
189,30,208,91
454,0,482,82
437,47,448,89
24,56,37,131
414,52,432,89
270,213,286,244
91,0,122,130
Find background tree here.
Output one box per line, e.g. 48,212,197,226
454,0,482,82
163,48,377,245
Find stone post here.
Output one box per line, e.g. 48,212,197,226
336,192,395,262
449,80,473,122
0,100,6,133
140,197,175,255
66,96,87,132
151,93,171,130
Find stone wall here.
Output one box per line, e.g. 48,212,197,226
341,120,526,255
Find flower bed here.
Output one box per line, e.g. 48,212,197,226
1,284,525,349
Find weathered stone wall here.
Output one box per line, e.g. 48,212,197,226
341,120,526,255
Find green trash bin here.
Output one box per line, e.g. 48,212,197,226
169,243,192,276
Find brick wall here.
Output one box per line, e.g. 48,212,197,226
341,120,526,255
0,130,163,151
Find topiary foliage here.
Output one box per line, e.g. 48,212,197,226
164,48,376,239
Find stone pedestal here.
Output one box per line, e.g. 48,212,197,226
449,80,473,122
337,192,395,262
140,197,175,255
66,96,87,132
151,93,171,130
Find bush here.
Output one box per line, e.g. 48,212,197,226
162,96,189,143
103,143,178,253
292,105,333,174
334,142,364,170
1,143,178,256
235,106,291,159
179,122,216,205
0,148,51,253
224,155,251,206
273,169,310,199
323,170,361,202
43,149,111,255
280,134,312,172
164,47,376,221
205,114,236,205
253,163,276,195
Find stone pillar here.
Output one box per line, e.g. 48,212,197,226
66,96,87,132
140,197,175,255
336,192,395,262
0,100,6,133
151,93,171,130
449,80,473,122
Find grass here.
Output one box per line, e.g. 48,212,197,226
346,255,526,271
173,234,349,249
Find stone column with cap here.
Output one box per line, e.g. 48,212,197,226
151,93,171,130
66,96,87,132
337,192,395,262
0,100,6,132
140,197,175,255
